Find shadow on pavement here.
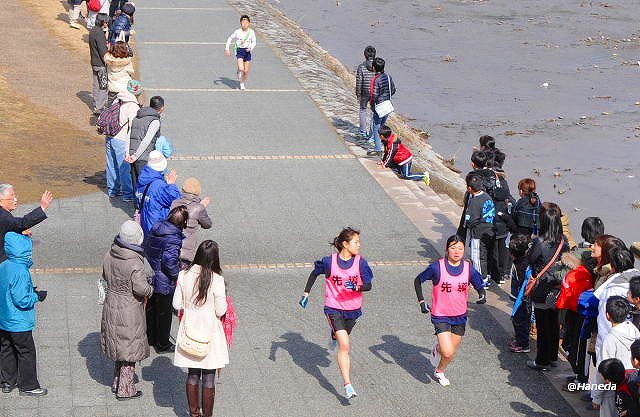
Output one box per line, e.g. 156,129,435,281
213,77,239,89
77,331,114,388
268,332,349,406
467,304,577,417
141,355,187,415
76,90,94,111
369,335,432,384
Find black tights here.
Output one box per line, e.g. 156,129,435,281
187,368,216,388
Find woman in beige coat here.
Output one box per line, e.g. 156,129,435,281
173,240,228,417
104,41,134,105
101,220,154,400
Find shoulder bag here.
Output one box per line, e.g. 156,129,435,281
524,240,563,297
178,312,211,359
373,75,394,118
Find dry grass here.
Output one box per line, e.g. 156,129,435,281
0,75,103,203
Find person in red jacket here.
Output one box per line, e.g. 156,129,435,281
377,125,429,185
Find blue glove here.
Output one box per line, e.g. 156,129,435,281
344,280,357,291
298,295,308,308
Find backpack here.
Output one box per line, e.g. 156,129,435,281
88,0,103,12
97,100,124,136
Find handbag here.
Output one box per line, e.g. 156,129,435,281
524,240,564,297
373,75,394,118
178,315,211,359
97,67,108,90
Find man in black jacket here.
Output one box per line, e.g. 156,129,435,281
0,185,53,264
89,13,110,114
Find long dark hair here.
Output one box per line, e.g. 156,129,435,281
538,202,563,244
191,240,222,307
331,227,360,252
446,235,465,251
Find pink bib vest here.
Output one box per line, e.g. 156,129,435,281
431,258,470,317
324,253,363,311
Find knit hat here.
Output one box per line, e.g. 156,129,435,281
147,150,167,172
182,177,201,196
631,242,640,260
119,220,143,246
121,2,135,16
127,79,143,96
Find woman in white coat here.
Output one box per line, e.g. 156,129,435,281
173,240,228,417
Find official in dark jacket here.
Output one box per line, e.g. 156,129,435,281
0,185,52,264
89,13,110,113
143,206,188,353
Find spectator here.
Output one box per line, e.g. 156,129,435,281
170,178,212,266
88,13,110,114
377,125,428,183
105,80,143,202
144,206,188,353
0,185,52,264
366,57,395,157
87,0,110,29
627,275,640,330
109,3,135,45
511,178,541,237
127,96,165,191
526,202,568,371
508,233,532,353
135,151,180,235
173,240,229,417
105,41,134,106
68,0,85,30
593,235,627,289
109,0,129,17
598,358,639,417
101,220,153,400
355,45,376,138
0,233,48,396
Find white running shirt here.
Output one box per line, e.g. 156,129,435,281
225,28,257,51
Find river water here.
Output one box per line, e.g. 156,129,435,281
267,0,640,245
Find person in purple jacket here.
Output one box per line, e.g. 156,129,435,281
414,235,486,386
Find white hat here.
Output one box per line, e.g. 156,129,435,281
147,150,167,172
119,220,144,246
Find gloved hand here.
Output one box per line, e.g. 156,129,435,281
419,302,431,314
36,290,47,302
476,293,487,304
298,295,308,308
344,280,357,291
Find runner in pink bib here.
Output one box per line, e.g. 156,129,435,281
414,235,486,386
298,228,373,400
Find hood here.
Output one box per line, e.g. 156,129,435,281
149,220,183,239
365,58,374,72
610,321,640,349
110,236,144,261
4,232,33,267
136,107,159,119
595,269,640,299
117,90,139,104
179,192,201,204
105,54,132,67
137,165,164,187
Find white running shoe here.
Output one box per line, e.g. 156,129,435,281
434,371,450,387
344,383,358,399
429,341,441,368
239,83,246,90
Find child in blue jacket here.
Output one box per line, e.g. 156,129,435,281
0,233,48,396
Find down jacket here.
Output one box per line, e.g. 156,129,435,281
101,236,154,362
369,73,396,106
355,59,375,106
109,13,132,44
144,220,184,295
170,193,212,263
105,53,134,93
0,233,39,332
136,166,181,235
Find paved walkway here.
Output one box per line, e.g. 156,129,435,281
4,0,580,416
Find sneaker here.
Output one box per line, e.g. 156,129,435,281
344,383,357,399
358,130,368,138
526,360,550,371
1,383,16,394
70,22,81,29
19,387,47,396
116,390,143,401
423,172,430,187
155,343,175,354
328,337,337,352
434,370,450,387
498,278,507,285
239,83,246,90
509,343,530,353
482,278,491,288
366,150,382,157
429,341,441,368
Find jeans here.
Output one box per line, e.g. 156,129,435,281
105,137,133,199
0,330,40,391
398,162,424,181
369,110,388,151
358,99,370,134
92,66,107,111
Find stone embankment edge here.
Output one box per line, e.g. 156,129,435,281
234,0,466,204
